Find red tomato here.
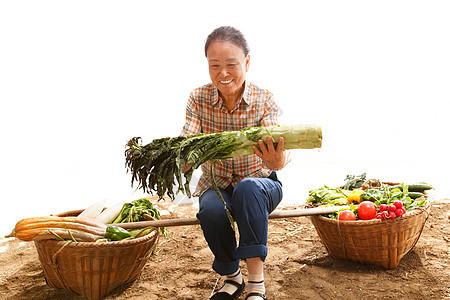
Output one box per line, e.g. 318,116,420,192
338,210,356,221
357,201,377,220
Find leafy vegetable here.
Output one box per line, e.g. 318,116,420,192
125,124,322,200
112,198,166,236
360,183,428,212
343,173,366,190
307,186,348,205
360,189,382,202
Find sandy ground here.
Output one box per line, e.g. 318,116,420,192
0,198,449,300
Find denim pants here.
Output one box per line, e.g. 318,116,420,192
196,172,283,276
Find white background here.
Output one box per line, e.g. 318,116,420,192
1,1,449,236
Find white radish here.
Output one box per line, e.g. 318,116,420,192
77,199,106,219
95,201,125,224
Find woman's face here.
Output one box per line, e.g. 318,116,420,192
206,41,250,100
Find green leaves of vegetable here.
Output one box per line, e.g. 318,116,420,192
360,183,427,212
125,124,322,201
307,186,348,205
112,198,166,236
125,131,241,200
343,173,366,190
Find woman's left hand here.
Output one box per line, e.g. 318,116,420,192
252,136,286,171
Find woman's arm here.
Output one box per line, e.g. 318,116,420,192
181,93,201,172
180,93,201,137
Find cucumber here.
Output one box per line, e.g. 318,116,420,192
407,182,433,192
408,192,427,199
388,185,403,191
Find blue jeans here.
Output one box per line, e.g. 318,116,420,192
196,173,283,275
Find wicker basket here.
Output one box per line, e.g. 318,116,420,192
34,210,159,300
310,205,430,269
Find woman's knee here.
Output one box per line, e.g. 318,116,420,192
232,177,283,213
197,189,230,224
233,178,262,198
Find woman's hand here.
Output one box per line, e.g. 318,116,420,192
252,136,286,171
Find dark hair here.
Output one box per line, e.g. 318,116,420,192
204,26,250,57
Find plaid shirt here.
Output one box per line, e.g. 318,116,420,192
180,81,278,197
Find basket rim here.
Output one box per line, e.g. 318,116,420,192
310,204,430,226
34,227,158,248
44,207,161,248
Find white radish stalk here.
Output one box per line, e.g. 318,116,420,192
95,201,125,224
77,199,106,219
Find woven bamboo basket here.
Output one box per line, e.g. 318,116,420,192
310,205,430,269
34,210,159,300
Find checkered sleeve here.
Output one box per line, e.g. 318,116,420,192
261,93,279,127
180,93,201,137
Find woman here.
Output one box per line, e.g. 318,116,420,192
181,26,287,300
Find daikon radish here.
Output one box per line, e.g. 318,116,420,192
78,199,106,219
95,201,125,224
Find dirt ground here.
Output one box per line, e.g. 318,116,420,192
1,198,449,300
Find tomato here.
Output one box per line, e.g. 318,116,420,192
338,210,356,221
357,201,377,220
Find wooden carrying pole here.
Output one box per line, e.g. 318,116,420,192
113,206,344,229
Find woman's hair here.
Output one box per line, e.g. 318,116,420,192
204,26,250,57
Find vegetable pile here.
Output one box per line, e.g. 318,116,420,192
125,124,322,200
307,174,432,221
110,198,166,236
8,198,165,243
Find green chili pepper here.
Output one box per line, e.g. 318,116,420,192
105,226,135,241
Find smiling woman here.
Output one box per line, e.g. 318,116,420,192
205,26,251,112
179,26,287,300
